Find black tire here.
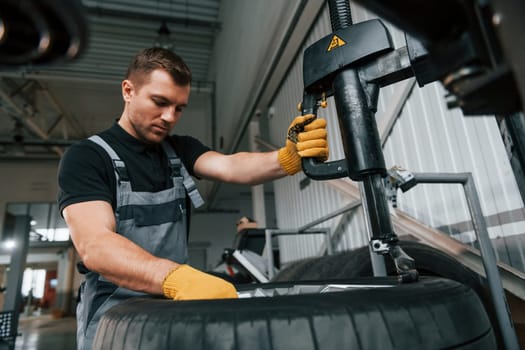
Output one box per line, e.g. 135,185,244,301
273,240,484,285
272,240,501,346
93,277,496,350
272,240,492,313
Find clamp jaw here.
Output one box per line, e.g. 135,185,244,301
384,166,417,208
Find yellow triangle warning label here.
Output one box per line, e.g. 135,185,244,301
327,34,346,52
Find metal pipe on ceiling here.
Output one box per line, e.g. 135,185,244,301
82,2,221,32
0,138,78,146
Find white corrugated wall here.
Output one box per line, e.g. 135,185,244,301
268,2,525,271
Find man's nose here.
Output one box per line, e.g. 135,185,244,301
161,107,176,123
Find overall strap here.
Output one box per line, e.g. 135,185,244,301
88,135,129,183
161,140,205,208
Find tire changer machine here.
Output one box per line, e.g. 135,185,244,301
296,0,523,348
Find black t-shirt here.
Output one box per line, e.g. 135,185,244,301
57,122,210,213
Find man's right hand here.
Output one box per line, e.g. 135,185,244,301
278,114,328,175
162,264,238,300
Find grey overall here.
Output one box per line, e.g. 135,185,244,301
76,135,203,350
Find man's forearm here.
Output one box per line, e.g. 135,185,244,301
194,150,288,185
226,151,288,185
80,230,179,294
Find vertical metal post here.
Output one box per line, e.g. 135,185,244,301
362,175,397,243
359,183,387,276
3,215,31,347
410,172,520,349
265,229,275,280
463,175,520,350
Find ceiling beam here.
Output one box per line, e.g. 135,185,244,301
0,80,65,157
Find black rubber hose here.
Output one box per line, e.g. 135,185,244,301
328,0,353,31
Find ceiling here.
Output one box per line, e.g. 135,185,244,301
0,0,269,214
0,0,222,158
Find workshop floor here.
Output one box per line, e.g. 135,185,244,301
15,315,76,350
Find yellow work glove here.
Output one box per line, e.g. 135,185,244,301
278,114,329,175
162,264,238,300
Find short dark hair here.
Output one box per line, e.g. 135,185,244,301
126,47,192,88
236,216,256,226
244,216,256,223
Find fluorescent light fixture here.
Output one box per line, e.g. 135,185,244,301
3,239,16,250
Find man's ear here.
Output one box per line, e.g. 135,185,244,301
122,79,133,102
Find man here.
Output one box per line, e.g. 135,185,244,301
236,216,258,233
58,47,328,349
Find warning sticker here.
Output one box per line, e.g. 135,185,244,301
327,34,346,52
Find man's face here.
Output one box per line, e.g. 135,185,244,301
120,69,190,144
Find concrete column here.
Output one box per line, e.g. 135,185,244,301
53,247,76,316
3,215,30,344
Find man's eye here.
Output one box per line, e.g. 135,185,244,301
153,99,168,107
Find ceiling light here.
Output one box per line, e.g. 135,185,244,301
9,120,25,156
3,239,16,250
154,21,174,51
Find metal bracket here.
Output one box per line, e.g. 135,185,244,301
370,239,390,254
